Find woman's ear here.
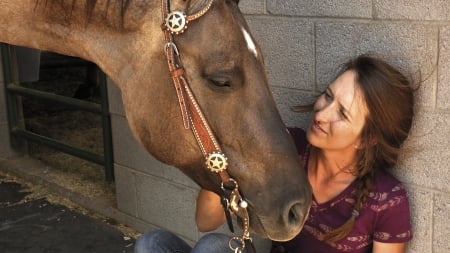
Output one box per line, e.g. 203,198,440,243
355,136,377,149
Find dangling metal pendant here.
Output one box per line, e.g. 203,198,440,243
206,152,228,173
165,11,188,34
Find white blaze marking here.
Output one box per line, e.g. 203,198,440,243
241,27,258,58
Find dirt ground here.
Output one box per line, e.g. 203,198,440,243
8,52,141,241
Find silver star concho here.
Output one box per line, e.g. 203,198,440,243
165,11,188,34
206,152,228,173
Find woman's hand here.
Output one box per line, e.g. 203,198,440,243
195,189,227,232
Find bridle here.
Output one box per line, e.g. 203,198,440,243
161,0,254,252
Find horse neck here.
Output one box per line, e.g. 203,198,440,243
0,0,162,89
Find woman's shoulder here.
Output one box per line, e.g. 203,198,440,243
373,169,404,189
368,170,413,243
370,169,409,205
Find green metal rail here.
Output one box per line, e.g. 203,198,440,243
1,44,114,181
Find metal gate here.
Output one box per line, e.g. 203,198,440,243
1,44,114,181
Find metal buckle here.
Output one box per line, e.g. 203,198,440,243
164,42,179,55
221,178,237,191
229,236,246,253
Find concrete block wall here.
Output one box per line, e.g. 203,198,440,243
240,1,448,252
111,1,449,252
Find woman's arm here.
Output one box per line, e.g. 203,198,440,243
372,241,406,253
195,189,227,232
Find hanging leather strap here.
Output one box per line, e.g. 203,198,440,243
160,1,255,252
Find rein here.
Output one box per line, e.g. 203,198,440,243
160,0,255,252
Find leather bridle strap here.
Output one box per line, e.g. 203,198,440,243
160,0,254,252
161,0,229,182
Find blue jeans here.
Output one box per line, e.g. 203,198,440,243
135,230,247,253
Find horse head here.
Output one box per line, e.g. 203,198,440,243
0,0,311,241
121,0,312,241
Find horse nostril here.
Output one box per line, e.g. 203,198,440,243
285,200,310,231
288,206,298,224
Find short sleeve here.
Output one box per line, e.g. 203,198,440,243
373,183,413,243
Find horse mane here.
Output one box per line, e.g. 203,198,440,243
34,0,152,32
32,0,240,34
84,0,129,21
34,0,129,18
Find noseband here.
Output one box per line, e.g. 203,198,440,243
161,0,254,252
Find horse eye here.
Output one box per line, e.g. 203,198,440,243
207,75,232,89
204,70,237,91
211,79,231,87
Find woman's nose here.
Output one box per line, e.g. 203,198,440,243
315,103,337,122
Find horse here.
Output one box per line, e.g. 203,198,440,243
0,0,311,241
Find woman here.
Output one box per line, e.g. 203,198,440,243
135,54,415,253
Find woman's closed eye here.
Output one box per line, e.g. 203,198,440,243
339,107,349,120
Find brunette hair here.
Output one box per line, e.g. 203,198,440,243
294,54,416,243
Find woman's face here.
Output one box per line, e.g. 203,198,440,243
307,70,369,152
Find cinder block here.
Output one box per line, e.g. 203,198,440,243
267,0,371,18
110,114,154,168
400,185,433,253
107,78,126,116
438,26,450,110
135,173,199,241
271,87,315,129
240,0,265,14
114,164,138,217
315,22,438,108
246,17,314,90
375,0,450,21
110,114,197,188
433,193,450,253
396,108,450,193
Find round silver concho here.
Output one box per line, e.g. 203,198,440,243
206,152,228,173
165,11,188,34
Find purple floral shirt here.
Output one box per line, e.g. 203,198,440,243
271,128,413,253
